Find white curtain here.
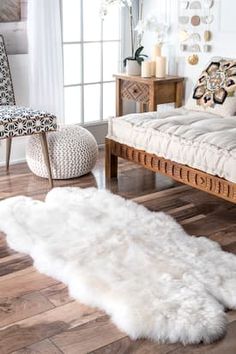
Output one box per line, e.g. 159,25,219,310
28,0,64,121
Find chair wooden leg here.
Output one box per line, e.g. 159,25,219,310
39,132,53,188
6,137,12,172
105,138,118,180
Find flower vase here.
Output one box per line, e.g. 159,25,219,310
152,44,162,61
151,44,162,76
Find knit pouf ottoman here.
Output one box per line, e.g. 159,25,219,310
26,125,98,179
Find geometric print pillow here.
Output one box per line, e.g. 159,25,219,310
186,58,236,116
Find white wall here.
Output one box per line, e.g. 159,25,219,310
3,0,236,165
0,54,29,166
142,0,236,101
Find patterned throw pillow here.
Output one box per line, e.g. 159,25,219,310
186,58,236,116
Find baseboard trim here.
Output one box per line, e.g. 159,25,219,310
0,144,105,167
0,158,26,167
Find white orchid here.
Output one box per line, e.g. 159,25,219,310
100,0,136,57
134,19,146,47
100,0,132,18
146,16,169,44
135,15,169,45
135,19,146,36
103,0,132,7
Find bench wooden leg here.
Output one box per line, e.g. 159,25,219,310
105,138,118,180
39,132,53,188
6,137,12,172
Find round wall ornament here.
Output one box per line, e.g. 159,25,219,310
204,30,212,42
203,0,214,9
179,29,189,42
189,1,202,9
202,15,214,24
188,54,199,65
181,0,189,9
179,16,189,25
191,15,201,26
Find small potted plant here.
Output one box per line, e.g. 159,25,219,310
123,46,147,76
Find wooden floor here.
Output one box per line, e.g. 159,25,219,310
0,149,236,354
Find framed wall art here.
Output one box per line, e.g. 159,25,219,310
0,0,28,55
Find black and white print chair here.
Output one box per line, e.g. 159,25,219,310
0,35,57,187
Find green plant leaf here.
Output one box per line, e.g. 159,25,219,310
123,46,147,67
134,46,144,59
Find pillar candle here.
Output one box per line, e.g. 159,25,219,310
150,61,156,76
141,61,152,78
152,44,162,61
156,56,166,78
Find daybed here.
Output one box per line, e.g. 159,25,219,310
105,59,236,204
105,108,236,203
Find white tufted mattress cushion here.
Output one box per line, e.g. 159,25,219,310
107,108,236,183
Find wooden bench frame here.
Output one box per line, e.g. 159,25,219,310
105,138,236,204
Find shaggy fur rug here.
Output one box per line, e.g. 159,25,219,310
0,187,236,345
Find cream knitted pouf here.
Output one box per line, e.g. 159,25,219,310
26,125,98,179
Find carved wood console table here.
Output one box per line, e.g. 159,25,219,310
114,74,185,116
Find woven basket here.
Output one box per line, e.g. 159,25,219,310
26,125,98,179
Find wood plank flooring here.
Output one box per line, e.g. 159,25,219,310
0,149,236,353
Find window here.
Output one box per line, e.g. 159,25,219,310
62,0,121,125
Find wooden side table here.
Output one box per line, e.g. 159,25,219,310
114,74,185,117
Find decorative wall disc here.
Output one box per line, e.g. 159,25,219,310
180,44,188,51
181,0,189,9
203,0,214,9
179,16,189,25
204,30,212,42
179,30,190,42
202,15,214,24
190,33,201,42
189,1,202,9
189,44,201,52
203,44,212,52
191,15,201,26
188,54,199,65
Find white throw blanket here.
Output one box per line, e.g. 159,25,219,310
0,187,236,345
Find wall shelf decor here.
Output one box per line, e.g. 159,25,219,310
178,0,215,64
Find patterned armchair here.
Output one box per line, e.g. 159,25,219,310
0,35,57,187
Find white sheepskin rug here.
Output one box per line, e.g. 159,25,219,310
0,187,236,345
